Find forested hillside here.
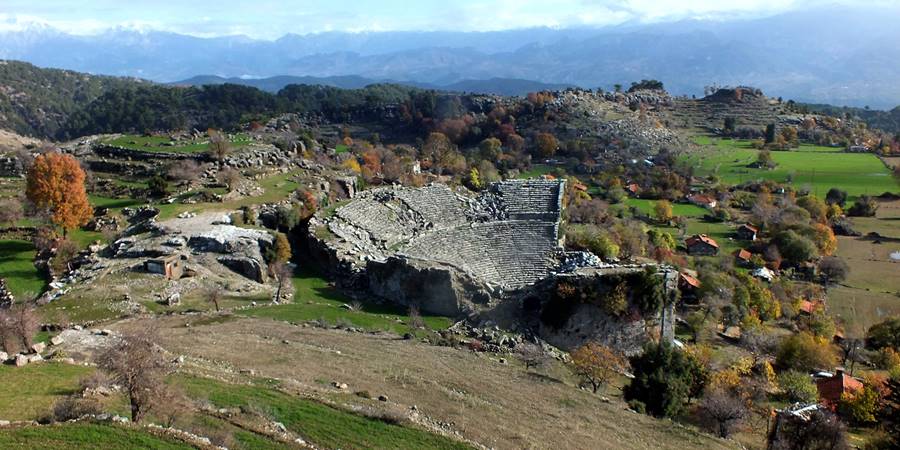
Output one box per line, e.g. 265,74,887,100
800,102,900,135
0,61,429,140
0,60,140,138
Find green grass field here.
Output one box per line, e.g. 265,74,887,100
684,137,899,198
625,198,709,218
517,164,559,179
104,134,252,154
0,423,192,449
0,239,46,300
174,376,471,450
239,269,453,333
334,144,350,154
0,363,96,420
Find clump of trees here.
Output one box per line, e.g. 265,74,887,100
623,342,706,418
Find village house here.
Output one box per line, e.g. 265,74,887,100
144,254,185,280
625,183,641,197
798,299,825,316
685,234,719,256
678,272,701,300
816,370,863,409
687,193,717,209
736,223,758,241
733,248,753,266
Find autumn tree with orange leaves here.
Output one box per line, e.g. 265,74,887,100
26,152,93,236
571,342,628,393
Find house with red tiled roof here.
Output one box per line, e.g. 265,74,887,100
798,299,825,316
733,249,753,265
736,224,758,241
816,370,863,408
687,194,717,209
625,183,641,196
685,234,719,256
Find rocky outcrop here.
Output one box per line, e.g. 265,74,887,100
217,256,268,283
514,266,677,355
366,256,490,316
0,278,14,307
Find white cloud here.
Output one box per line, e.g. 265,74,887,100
0,0,873,38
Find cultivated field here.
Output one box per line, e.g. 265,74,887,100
683,138,899,198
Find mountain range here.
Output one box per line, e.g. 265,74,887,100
2,5,900,108
170,75,572,97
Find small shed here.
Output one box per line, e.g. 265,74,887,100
145,254,185,280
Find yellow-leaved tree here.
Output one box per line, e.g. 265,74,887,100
26,152,93,236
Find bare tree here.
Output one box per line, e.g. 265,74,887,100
516,342,550,371
408,305,425,330
768,409,849,450
97,327,172,423
166,160,202,185
0,197,24,227
268,261,293,303
0,303,40,353
818,257,849,292
699,388,749,438
741,327,779,363
205,286,223,312
217,167,242,192
837,338,862,374
207,130,231,161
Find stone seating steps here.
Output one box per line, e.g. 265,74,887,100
401,221,559,288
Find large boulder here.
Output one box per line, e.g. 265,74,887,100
218,256,268,283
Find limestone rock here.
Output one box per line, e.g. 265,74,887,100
31,342,46,354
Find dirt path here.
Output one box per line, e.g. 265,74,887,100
113,315,734,450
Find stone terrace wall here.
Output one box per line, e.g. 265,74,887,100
400,221,559,290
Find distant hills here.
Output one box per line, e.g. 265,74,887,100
3,5,900,108
171,75,572,96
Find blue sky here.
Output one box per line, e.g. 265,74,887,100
0,0,870,39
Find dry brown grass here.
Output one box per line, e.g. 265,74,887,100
112,315,735,450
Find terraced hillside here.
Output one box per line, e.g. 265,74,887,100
670,88,783,131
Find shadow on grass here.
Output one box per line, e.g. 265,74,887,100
525,372,566,385
0,240,34,253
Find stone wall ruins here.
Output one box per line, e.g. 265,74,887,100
308,178,675,350
308,179,566,314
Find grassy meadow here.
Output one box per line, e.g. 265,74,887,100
684,137,899,198
239,268,454,333
0,239,45,300
175,376,472,450
0,424,193,450
104,133,252,154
